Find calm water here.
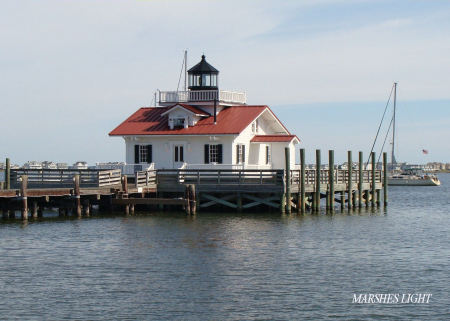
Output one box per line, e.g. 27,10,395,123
1,175,449,320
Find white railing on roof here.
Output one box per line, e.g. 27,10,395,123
159,90,246,104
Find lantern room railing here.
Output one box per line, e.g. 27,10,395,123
159,90,247,105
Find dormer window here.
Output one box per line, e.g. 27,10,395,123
252,120,259,134
173,118,185,127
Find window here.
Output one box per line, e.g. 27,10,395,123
174,145,184,162
201,74,211,86
134,145,152,164
139,145,148,163
209,144,219,163
173,118,185,127
251,120,259,134
236,144,245,164
266,145,271,165
204,144,223,164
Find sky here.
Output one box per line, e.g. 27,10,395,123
1,0,450,165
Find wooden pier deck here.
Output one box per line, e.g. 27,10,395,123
0,149,388,219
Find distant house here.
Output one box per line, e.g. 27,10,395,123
56,163,69,169
42,161,57,169
110,55,300,170
71,161,88,170
23,161,43,169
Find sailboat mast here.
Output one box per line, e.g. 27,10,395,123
184,50,187,91
391,82,397,170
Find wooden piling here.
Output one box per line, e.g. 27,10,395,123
237,192,242,213
21,175,28,220
31,201,38,218
300,148,306,213
2,202,8,219
130,204,135,215
383,152,388,207
84,199,90,216
5,158,10,190
347,151,352,209
122,175,130,214
280,193,286,214
364,190,369,207
185,185,191,215
371,152,376,208
122,175,128,195
315,149,321,212
328,150,334,212
285,147,291,214
358,151,363,208
190,185,197,215
340,191,345,211
74,174,82,217
376,190,381,207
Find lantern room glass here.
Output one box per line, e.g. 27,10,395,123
189,73,217,88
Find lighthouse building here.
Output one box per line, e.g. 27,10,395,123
109,55,299,170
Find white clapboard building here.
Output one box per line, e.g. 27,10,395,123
110,55,300,170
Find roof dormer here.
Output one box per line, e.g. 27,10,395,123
161,104,209,130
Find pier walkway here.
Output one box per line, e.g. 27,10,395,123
0,149,388,219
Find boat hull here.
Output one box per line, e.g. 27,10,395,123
388,177,441,186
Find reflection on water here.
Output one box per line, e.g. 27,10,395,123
0,174,449,320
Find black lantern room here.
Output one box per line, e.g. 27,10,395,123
188,55,219,90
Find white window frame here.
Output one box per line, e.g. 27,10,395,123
237,144,245,164
209,144,219,163
139,145,148,163
266,145,271,165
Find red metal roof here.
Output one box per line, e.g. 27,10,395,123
109,105,268,136
251,135,299,143
162,103,209,116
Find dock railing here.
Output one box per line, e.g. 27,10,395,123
156,169,284,186
135,169,157,188
290,169,382,185
10,169,122,188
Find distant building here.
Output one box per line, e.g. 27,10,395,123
23,161,43,169
42,161,58,169
70,161,88,170
56,163,69,169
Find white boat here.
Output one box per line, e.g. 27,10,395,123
385,83,441,186
388,170,441,186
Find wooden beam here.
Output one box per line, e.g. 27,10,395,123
21,175,28,220
5,158,10,190
347,151,352,209
328,150,334,213
285,147,291,214
315,149,321,212
242,194,280,209
300,148,306,213
201,193,238,209
200,194,235,208
74,174,82,217
358,151,363,208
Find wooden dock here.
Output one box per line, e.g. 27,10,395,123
0,149,387,220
